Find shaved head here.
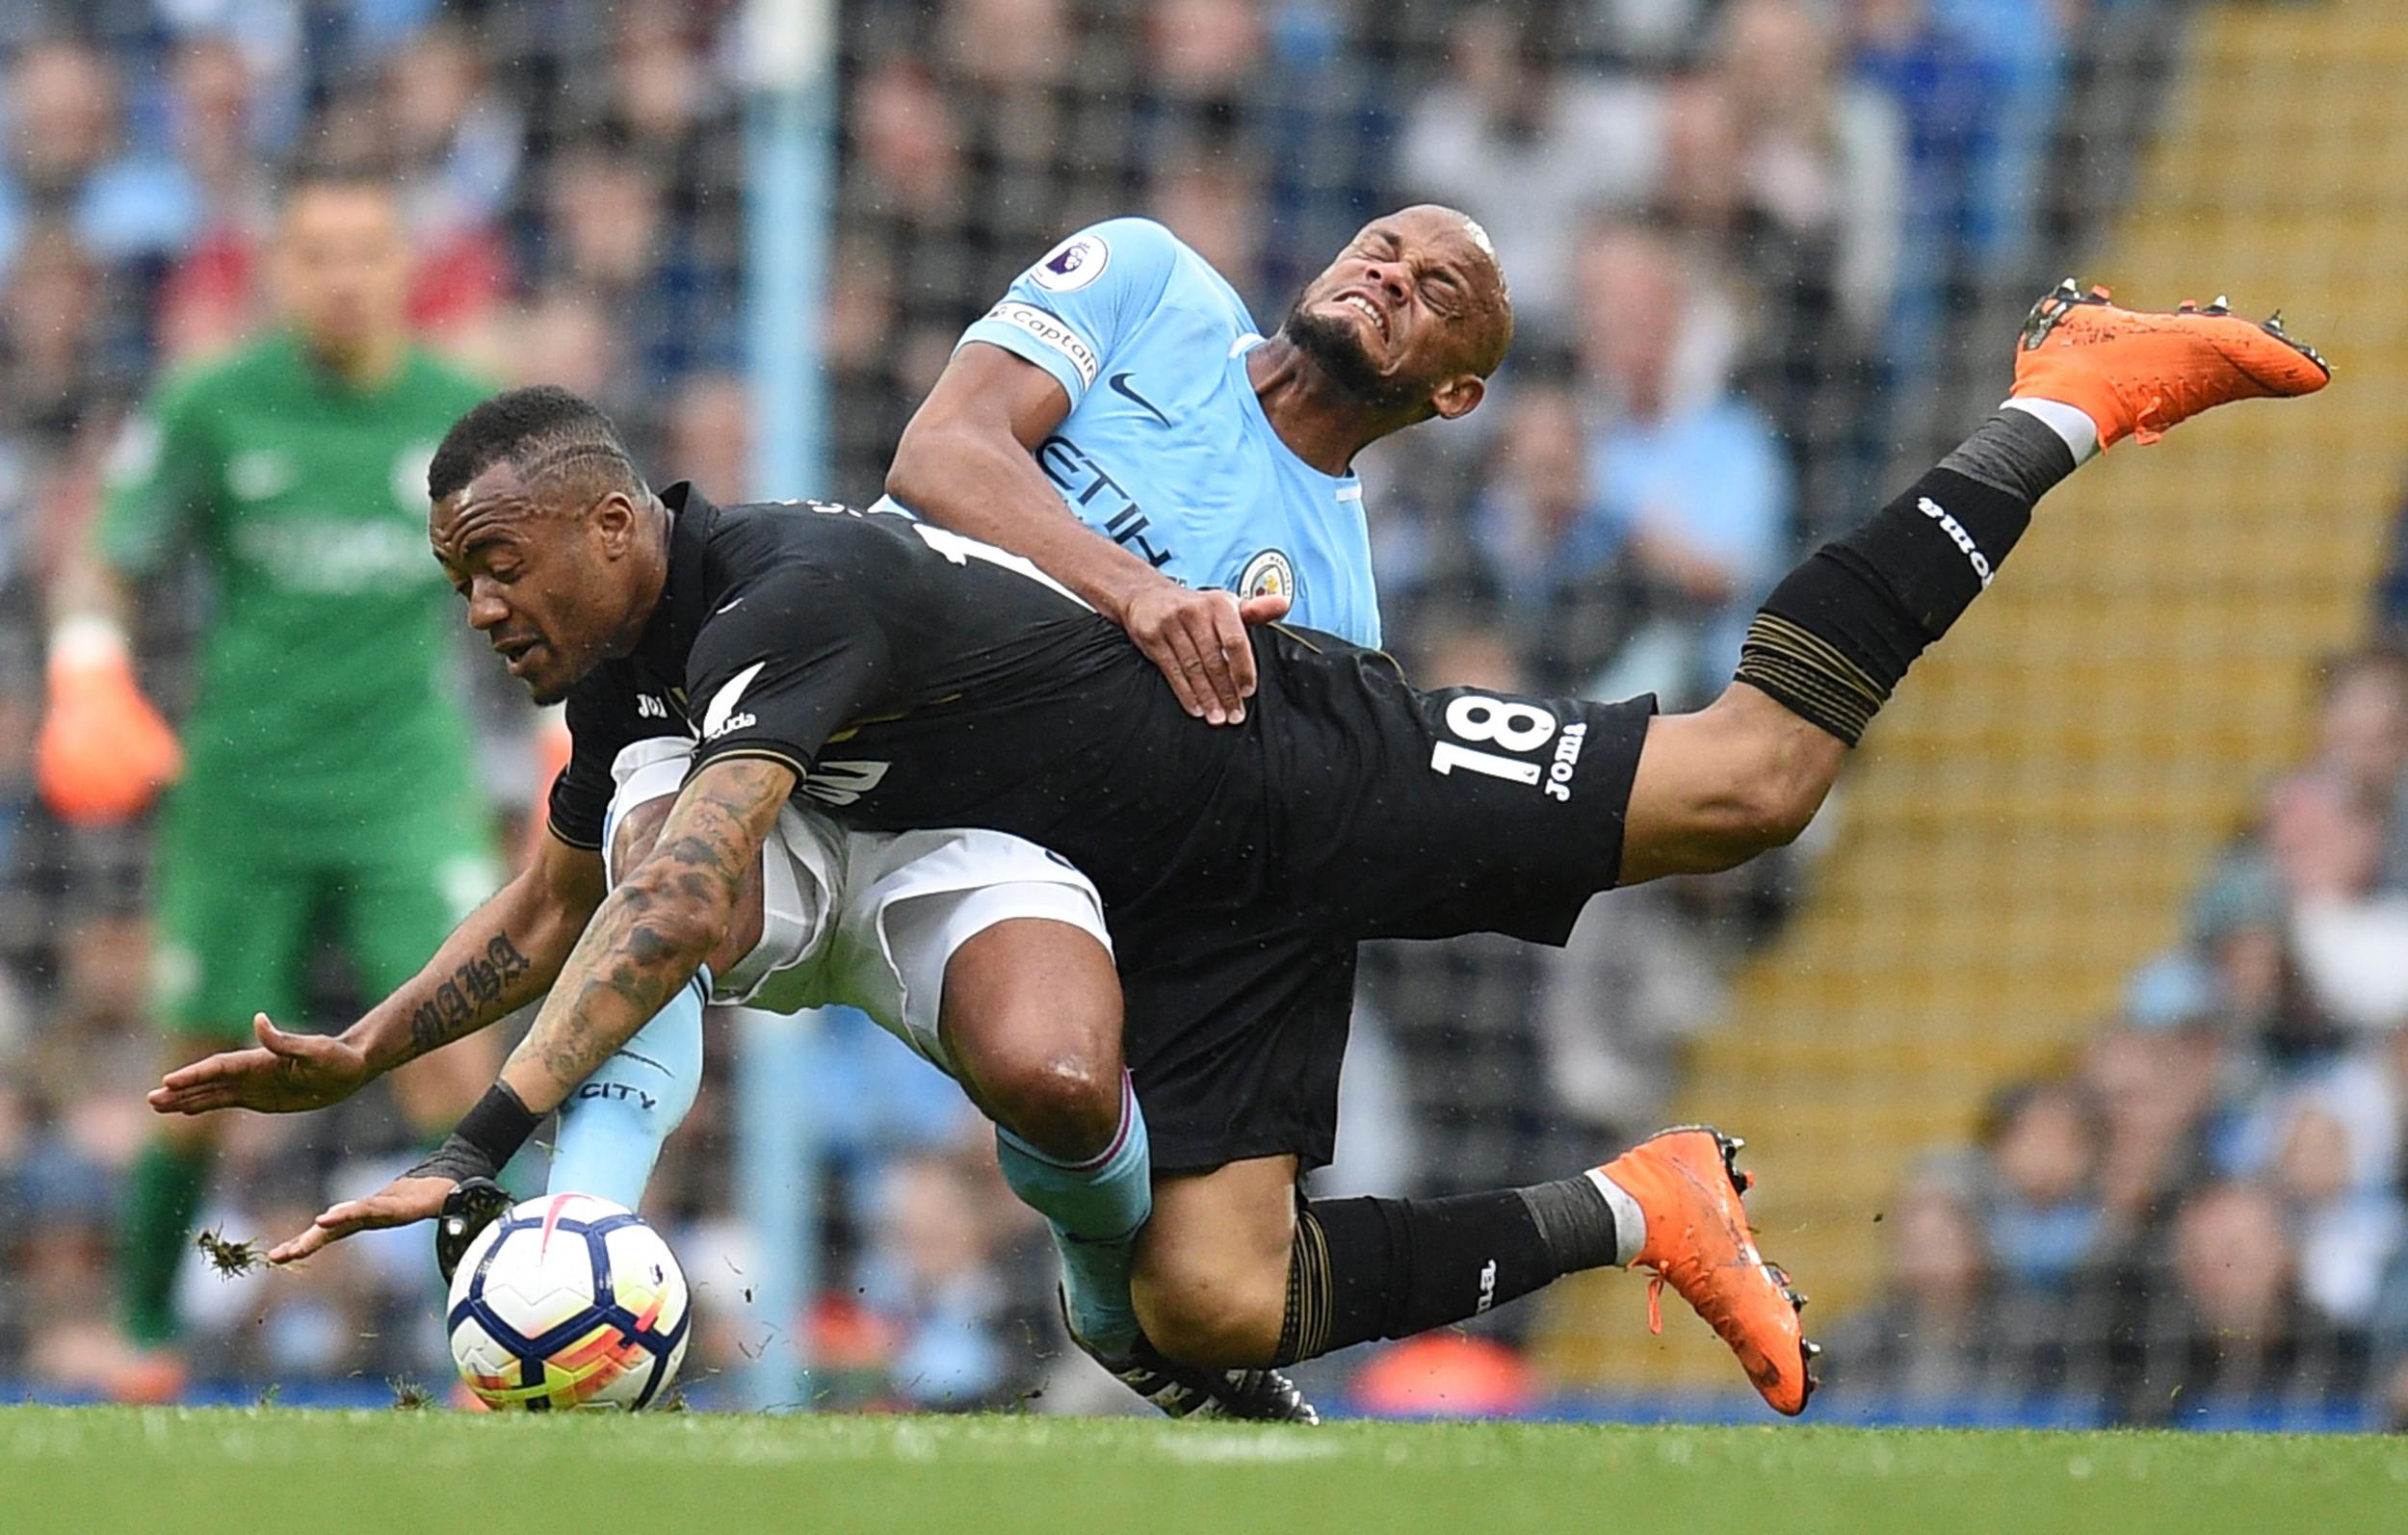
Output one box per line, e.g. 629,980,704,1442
1279,203,1516,431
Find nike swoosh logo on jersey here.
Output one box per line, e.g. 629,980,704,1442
715,597,745,614
1108,372,1172,428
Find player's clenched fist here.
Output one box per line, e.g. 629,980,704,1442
37,614,181,824
1118,581,1291,725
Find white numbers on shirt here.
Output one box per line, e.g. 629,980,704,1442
1429,694,1576,799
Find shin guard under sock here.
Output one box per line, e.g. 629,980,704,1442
545,969,708,1209
996,1072,1152,1356
1274,1178,1626,1366
1736,412,2077,745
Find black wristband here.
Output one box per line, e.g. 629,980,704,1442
447,1080,540,1172
406,1132,504,1187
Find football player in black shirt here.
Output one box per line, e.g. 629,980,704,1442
161,289,2327,1417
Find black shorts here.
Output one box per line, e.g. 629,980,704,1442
1118,630,1656,1173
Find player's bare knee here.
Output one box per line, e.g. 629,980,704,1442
942,921,1124,1158
1130,1253,1286,1367
953,1011,1119,1157
986,1047,1118,1158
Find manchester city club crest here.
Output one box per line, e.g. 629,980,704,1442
1240,548,1295,601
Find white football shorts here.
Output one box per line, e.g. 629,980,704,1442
602,737,1111,1074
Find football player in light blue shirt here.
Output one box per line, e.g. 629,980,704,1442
886,204,1512,717
516,207,1513,1412
874,206,1509,1385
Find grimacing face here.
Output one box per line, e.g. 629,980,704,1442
431,463,638,706
1283,206,1509,418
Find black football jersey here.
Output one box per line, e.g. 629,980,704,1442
549,485,1269,912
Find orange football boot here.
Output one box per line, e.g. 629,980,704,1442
1598,1126,1817,1416
2011,278,2330,449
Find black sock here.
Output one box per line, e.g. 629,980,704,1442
1940,408,2081,506
1275,1180,1624,1366
1735,416,2067,747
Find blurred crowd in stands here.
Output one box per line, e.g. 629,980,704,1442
1828,642,2408,1431
12,0,2387,1427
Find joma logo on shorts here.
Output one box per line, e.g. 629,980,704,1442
1917,496,1993,587
1543,722,1589,803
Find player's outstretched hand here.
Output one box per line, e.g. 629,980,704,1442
1121,584,1292,726
148,1012,371,1116
269,1175,456,1265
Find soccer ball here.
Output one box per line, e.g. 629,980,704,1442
445,1192,692,1411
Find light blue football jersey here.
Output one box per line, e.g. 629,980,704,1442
891,218,1381,649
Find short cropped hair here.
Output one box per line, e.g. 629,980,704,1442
429,385,644,505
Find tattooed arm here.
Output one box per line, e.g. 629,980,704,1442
498,757,794,1114
258,759,795,1263
148,830,608,1116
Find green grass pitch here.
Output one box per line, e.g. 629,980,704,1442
10,1408,2405,1535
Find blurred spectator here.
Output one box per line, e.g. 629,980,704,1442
1,224,123,451
2266,1084,2401,1327
537,139,737,421
667,373,754,505
1848,0,2018,412
1148,139,1270,313
1466,379,1636,687
1712,0,1901,339
855,1145,1050,1412
2262,771,2408,1035
0,37,200,281
1538,879,1725,1139
1397,6,1664,347
1571,218,1789,707
382,21,518,336
2129,1181,2369,1426
1984,1082,2100,1299
2081,956,2228,1241
1143,0,1264,127
2191,846,2349,1080
2313,645,2408,883
1678,1,1896,531
1923,0,2066,278
940,0,1078,232
1977,1080,2107,1391
604,0,742,224
152,38,275,363
1822,1171,2002,1407
499,284,623,401
851,58,968,232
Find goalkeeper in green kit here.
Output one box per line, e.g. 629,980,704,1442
39,168,506,1397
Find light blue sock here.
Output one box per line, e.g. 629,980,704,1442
546,968,709,1210
995,1071,1150,1358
